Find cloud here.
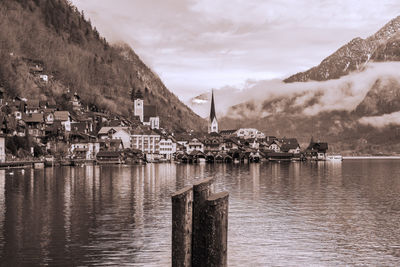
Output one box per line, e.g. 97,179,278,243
70,0,400,101
190,62,400,118
359,111,400,127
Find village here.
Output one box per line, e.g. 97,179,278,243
0,76,330,167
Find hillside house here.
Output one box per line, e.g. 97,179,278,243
26,100,40,114
71,93,82,111
44,112,54,124
97,126,129,143
54,111,71,132
22,113,44,138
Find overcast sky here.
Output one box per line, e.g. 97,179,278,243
71,0,400,101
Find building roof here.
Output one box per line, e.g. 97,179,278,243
97,151,120,157
98,126,128,135
130,125,159,136
71,122,87,132
280,138,300,152
307,142,328,152
54,111,70,121
26,100,40,109
220,129,237,135
209,90,217,122
22,113,43,123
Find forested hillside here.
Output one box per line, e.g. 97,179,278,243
0,0,205,132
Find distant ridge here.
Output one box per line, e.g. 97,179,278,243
285,16,400,83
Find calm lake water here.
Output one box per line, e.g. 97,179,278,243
0,161,400,266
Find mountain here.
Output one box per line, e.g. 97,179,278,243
0,0,205,132
284,16,400,83
207,16,400,155
354,78,400,117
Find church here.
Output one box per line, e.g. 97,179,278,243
208,90,218,134
132,89,160,129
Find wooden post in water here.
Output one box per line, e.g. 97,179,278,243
204,192,229,267
192,177,214,267
171,186,193,267
172,177,228,267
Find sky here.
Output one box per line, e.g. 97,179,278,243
70,0,400,102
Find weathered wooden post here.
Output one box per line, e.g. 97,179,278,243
171,186,193,267
204,192,229,267
172,177,228,267
192,177,214,267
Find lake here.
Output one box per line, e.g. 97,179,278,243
0,161,399,266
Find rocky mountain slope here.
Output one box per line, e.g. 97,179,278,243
285,16,400,83
0,0,205,132
215,16,400,154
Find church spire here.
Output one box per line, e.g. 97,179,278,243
210,89,216,121
208,89,218,133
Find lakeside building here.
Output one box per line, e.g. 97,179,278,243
130,126,161,156
305,138,328,160
159,136,177,160
98,126,130,147
186,138,204,153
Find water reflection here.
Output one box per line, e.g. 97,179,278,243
0,161,399,266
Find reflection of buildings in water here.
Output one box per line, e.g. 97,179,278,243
133,165,145,226
0,169,4,243
250,164,260,198
326,161,343,185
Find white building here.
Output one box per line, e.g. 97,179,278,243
98,126,129,139
112,128,131,150
186,138,204,153
268,140,282,152
130,127,161,155
70,141,100,160
159,136,177,160
235,128,265,139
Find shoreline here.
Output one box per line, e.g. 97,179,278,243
343,156,400,160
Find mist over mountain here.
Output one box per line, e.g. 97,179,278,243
189,16,400,154
0,0,205,132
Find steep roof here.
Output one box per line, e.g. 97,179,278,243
26,100,40,109
209,90,217,122
306,142,328,152
54,111,70,121
22,113,43,123
98,126,128,135
281,138,300,152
